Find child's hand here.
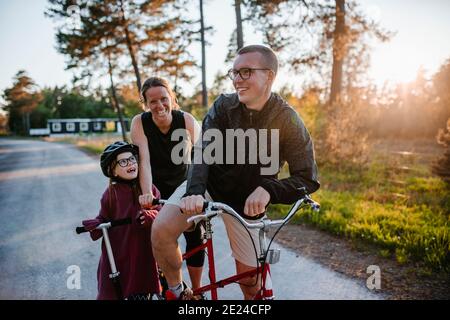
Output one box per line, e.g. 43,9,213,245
139,193,155,209
82,218,103,241
137,209,158,227
82,218,101,231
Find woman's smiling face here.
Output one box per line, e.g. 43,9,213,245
144,86,173,123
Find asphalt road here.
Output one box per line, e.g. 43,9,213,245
0,138,383,300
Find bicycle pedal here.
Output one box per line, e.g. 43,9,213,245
267,249,280,264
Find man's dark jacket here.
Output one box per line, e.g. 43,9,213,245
185,92,320,218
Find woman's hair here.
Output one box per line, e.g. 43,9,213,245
140,77,180,110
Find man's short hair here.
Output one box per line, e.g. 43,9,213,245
237,45,278,75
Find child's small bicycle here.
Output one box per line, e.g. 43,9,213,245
155,187,320,300
76,218,133,300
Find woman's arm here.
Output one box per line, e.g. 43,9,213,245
130,114,154,207
184,112,201,148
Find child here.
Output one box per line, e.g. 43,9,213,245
82,141,161,300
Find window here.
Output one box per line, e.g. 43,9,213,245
66,122,75,132
80,122,89,132
106,121,116,132
52,123,62,132
93,122,102,131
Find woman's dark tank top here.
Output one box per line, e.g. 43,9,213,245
141,110,189,199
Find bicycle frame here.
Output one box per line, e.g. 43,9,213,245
182,218,273,300
173,193,320,300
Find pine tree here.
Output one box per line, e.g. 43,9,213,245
45,0,194,95
243,0,392,104
2,71,41,135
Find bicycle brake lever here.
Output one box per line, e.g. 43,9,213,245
304,195,320,212
187,214,207,224
187,211,219,224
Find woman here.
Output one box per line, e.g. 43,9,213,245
130,77,204,295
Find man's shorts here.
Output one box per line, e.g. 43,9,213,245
166,180,263,267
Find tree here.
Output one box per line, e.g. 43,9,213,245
46,0,130,140
234,0,244,50
2,71,41,135
0,113,7,135
117,84,142,118
46,0,194,95
432,58,450,131
244,0,392,103
106,47,128,141
136,0,198,90
432,119,450,184
223,0,244,67
46,0,196,140
329,0,345,105
199,0,208,110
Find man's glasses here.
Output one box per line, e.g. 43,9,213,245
227,68,272,80
116,155,137,167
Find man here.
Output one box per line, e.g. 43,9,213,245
151,44,320,300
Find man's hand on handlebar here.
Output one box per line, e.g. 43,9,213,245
244,186,270,217
180,195,206,214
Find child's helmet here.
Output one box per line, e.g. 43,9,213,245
100,141,139,177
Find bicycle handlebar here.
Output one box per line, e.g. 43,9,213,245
75,217,132,234
152,198,209,211
151,191,320,231
186,194,320,231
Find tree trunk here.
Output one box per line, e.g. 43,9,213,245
329,0,346,106
107,53,128,142
26,112,30,136
234,0,244,50
119,0,141,96
22,113,28,136
200,0,208,110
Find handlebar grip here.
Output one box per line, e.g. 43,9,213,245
76,218,132,235
152,198,162,205
297,187,307,197
76,226,88,234
158,198,209,211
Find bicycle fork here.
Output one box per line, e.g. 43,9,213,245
256,228,280,300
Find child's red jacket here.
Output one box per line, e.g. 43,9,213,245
83,183,161,300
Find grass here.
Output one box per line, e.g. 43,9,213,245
44,133,128,155
268,144,450,272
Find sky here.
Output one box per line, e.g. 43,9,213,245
1,0,450,101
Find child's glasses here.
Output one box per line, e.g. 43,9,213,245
116,155,137,167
